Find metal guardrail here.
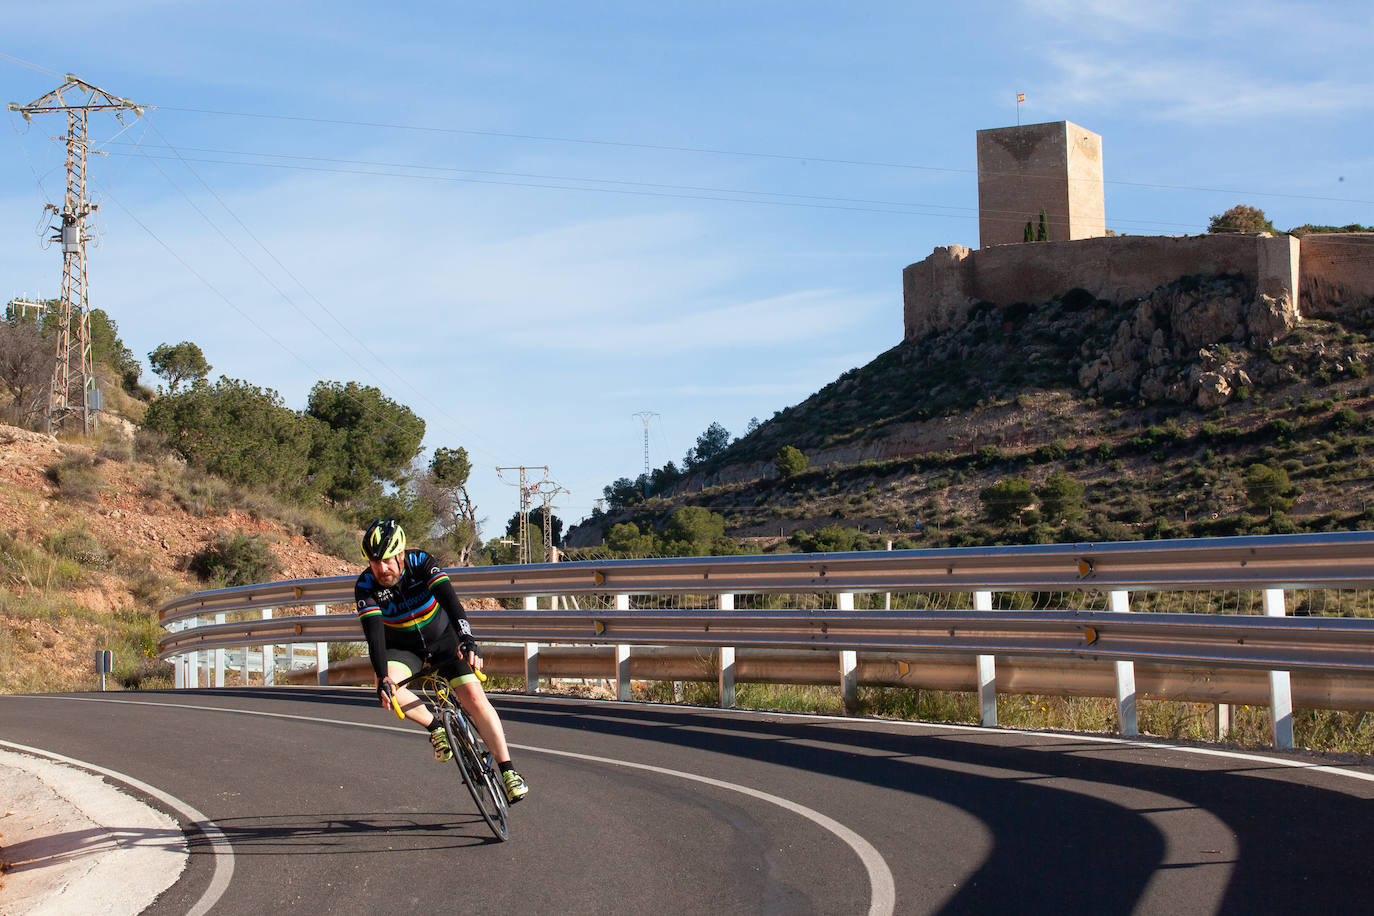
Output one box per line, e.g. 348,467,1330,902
157,531,1374,626
157,532,1374,749
159,609,1374,673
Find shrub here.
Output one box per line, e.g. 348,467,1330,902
44,526,109,567
1035,440,1069,463
188,531,282,586
774,445,808,478
46,451,101,502
1244,464,1296,516
980,477,1034,524
1207,204,1275,235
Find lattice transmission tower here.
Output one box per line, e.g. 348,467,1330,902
496,465,550,565
531,480,567,561
632,411,657,496
10,76,143,435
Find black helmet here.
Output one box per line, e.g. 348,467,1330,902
361,518,406,562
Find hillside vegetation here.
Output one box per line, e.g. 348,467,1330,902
572,270,1374,552
0,423,358,693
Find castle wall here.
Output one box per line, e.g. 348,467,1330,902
902,233,1302,341
1298,233,1374,318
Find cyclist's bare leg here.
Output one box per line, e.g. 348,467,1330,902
386,661,436,729
452,678,512,763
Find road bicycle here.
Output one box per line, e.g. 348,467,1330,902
386,665,509,841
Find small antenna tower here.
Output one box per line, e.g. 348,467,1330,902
631,411,658,496
11,76,143,436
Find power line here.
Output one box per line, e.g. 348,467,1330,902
153,104,1374,208
127,119,505,461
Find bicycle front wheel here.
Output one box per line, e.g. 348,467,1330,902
443,708,509,841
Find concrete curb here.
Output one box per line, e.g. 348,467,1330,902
0,749,187,915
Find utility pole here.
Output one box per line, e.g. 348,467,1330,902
496,465,550,565
632,411,658,497
531,480,568,562
10,75,143,436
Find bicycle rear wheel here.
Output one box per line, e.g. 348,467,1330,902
443,708,509,841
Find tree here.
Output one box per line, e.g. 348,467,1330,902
89,309,142,394
141,377,322,494
148,341,211,393
1208,205,1276,235
1036,208,1048,242
0,318,50,428
664,506,726,554
603,476,641,508
1245,464,1296,516
1036,471,1085,523
505,510,563,549
420,446,480,565
605,522,659,557
305,381,426,504
980,477,1035,524
650,460,683,494
683,421,731,469
774,445,808,478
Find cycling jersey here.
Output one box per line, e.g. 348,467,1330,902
355,548,473,681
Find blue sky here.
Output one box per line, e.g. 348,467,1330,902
3,1,1371,534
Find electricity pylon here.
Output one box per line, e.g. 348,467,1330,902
496,465,550,565
632,411,658,497
10,75,143,435
531,480,568,561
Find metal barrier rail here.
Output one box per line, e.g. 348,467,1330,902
159,609,1374,673
156,531,1374,750
156,531,1374,627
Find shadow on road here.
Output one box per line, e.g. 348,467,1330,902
498,696,1374,915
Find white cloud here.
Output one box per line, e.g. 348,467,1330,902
1046,51,1372,124
1021,0,1190,34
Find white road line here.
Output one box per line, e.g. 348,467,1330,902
522,743,897,916
31,695,897,916
0,738,234,916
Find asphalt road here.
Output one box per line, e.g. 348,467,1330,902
5,688,1374,915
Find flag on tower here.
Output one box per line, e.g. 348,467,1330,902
1017,93,1025,103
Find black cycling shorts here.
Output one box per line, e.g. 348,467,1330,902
385,628,478,684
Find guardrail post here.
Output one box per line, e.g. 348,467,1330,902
1110,591,1138,736
172,621,185,689
719,593,736,708
975,591,997,726
838,593,858,713
1264,588,1294,749
314,604,329,686
615,594,631,701
214,613,226,687
261,608,276,687
523,596,539,693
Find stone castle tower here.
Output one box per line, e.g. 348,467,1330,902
976,120,1106,248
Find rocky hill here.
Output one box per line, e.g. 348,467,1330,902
0,424,356,693
570,270,1374,549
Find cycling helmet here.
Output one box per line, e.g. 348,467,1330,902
361,518,406,562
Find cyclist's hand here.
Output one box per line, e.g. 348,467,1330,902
377,677,397,708
459,635,482,669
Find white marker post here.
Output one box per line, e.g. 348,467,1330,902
94,649,112,691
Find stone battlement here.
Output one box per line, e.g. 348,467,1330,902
902,232,1374,341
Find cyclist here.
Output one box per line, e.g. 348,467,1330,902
355,518,528,803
